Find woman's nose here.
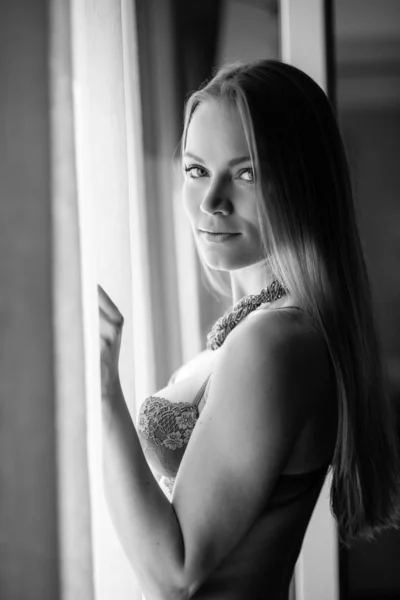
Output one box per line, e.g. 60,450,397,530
200,180,233,216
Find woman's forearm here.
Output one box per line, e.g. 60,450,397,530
101,380,188,600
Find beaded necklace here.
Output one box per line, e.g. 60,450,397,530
206,280,287,351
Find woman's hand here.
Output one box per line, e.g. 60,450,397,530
98,284,124,397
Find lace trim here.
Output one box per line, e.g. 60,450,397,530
137,375,212,479
137,397,199,478
138,397,199,448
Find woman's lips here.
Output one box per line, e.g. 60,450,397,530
199,231,241,243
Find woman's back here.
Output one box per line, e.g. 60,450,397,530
192,463,329,599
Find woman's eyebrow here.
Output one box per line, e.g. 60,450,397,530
183,152,252,167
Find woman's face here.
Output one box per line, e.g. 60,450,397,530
182,99,265,271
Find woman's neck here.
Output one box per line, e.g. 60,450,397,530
229,259,276,305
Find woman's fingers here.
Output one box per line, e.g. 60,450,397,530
98,284,124,326
99,307,120,346
98,286,124,394
98,285,124,347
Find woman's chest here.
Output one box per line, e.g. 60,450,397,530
136,349,221,480
144,348,221,409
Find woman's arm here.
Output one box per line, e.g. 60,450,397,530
99,286,327,599
99,284,186,599
102,381,187,600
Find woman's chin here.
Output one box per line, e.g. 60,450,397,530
200,255,262,272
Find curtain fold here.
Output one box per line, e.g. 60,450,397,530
72,0,148,598
134,0,225,369
50,0,95,597
0,0,94,597
134,0,185,386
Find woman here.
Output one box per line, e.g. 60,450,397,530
98,60,400,600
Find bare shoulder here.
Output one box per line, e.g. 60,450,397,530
226,305,326,361
218,307,335,415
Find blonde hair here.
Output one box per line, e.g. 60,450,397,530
180,59,400,547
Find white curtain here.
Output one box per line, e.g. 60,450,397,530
71,0,158,598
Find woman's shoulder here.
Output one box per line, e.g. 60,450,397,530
219,305,334,410
212,306,337,468
229,303,324,355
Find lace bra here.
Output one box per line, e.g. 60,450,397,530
137,374,212,482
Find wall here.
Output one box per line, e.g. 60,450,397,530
335,0,400,597
0,2,59,596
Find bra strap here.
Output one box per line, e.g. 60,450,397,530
193,373,212,408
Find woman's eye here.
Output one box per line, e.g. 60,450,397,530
183,164,254,182
184,165,207,179
237,168,254,182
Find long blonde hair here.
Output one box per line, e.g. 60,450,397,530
180,59,400,548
